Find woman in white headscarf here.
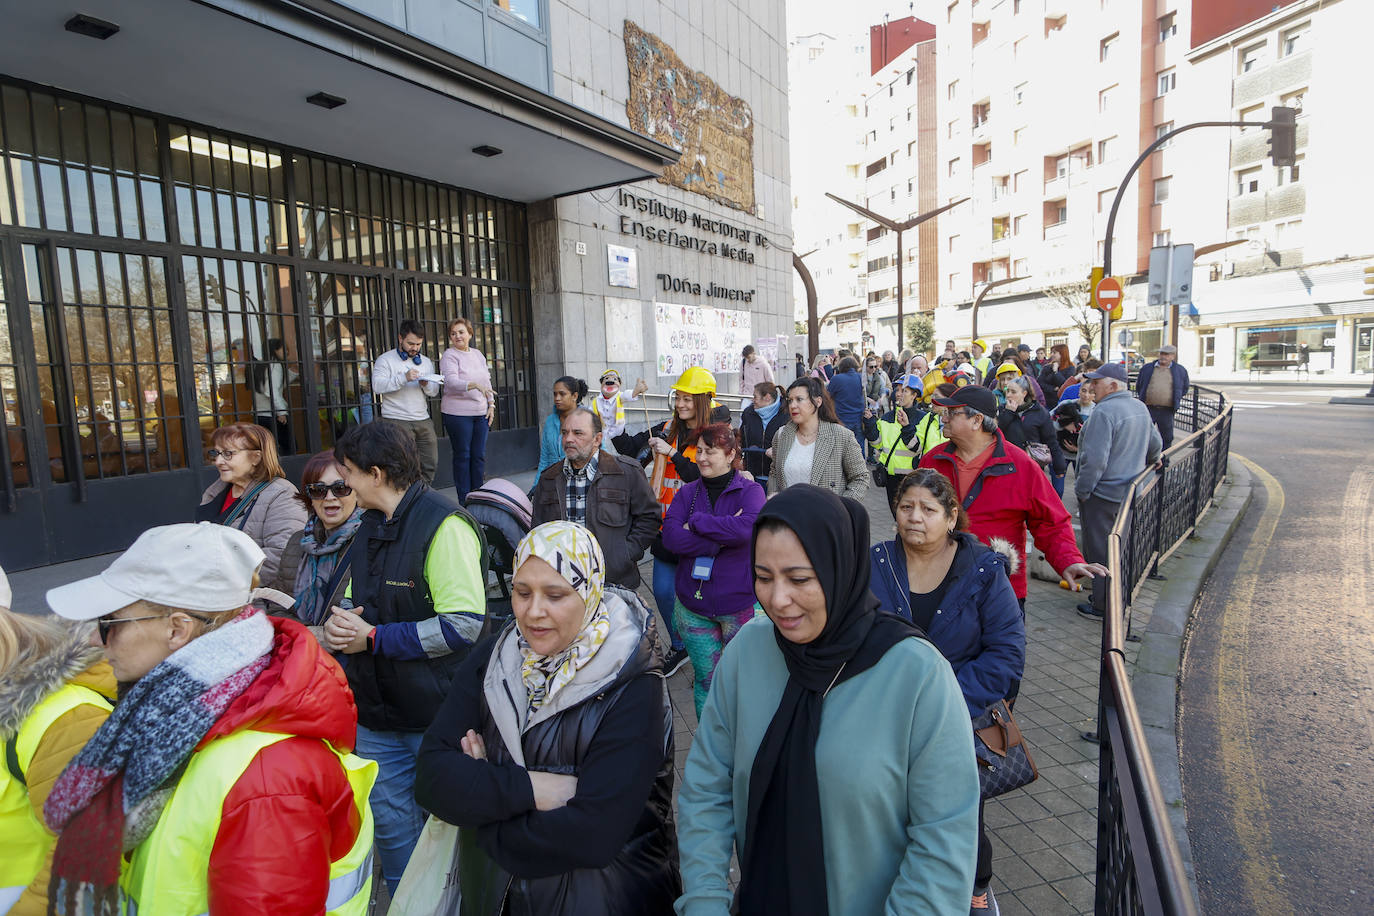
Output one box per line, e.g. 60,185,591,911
415,521,681,914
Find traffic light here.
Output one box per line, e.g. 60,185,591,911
1364,264,1374,297
1268,106,1296,168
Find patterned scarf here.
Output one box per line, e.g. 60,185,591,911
293,509,364,626
44,608,274,916
514,521,609,717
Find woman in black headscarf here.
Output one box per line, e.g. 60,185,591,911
674,485,980,916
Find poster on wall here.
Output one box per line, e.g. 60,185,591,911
756,336,779,376
607,245,638,289
604,297,645,362
654,302,752,378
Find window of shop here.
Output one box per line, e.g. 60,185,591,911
1235,323,1335,372
1200,332,1215,368
1355,322,1374,374
0,81,533,496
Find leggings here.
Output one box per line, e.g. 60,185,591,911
673,599,759,718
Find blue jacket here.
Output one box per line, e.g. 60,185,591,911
1134,360,1190,411
868,532,1026,716
661,472,766,616
827,369,865,426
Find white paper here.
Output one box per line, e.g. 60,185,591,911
419,373,445,384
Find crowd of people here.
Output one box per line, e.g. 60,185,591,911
0,322,1187,916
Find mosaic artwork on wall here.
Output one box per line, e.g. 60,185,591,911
623,20,756,213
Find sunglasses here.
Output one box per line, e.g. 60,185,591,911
207,447,259,460
96,612,211,644
305,481,353,499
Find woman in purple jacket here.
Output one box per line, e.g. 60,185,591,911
662,423,766,717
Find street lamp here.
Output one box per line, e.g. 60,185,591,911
970,275,1028,341
793,249,820,362
825,194,968,351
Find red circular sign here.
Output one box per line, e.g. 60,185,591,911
1094,276,1123,311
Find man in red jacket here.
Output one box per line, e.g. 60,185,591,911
919,387,1106,607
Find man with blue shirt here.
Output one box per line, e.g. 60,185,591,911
372,319,441,483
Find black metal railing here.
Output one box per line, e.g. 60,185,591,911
1094,385,1231,915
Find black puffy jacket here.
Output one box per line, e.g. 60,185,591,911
415,588,680,916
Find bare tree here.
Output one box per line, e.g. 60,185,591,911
1043,280,1099,347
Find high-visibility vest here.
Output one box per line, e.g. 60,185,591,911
596,393,626,428
914,412,948,455
120,730,377,916
873,419,920,474
652,443,697,509
0,683,113,898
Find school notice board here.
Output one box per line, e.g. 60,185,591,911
654,302,752,378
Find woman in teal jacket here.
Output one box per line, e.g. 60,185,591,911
535,376,587,478
675,485,979,916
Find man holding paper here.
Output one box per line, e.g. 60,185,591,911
373,318,442,484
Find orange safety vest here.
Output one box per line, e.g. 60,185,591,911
649,421,700,508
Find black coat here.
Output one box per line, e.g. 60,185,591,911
415,591,681,916
739,403,786,479
998,401,1068,475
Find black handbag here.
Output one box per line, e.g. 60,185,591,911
972,699,1039,798
869,428,902,488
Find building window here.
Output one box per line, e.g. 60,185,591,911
1045,15,1067,38
1157,12,1176,42
1282,21,1309,57
1097,136,1116,163
907,68,915,85
907,105,915,122
1013,38,1025,60
1281,87,1307,113
948,79,960,100
948,157,961,177
1100,33,1118,61
1155,122,1174,147
1236,167,1262,196
949,234,960,253
1013,257,1028,277
1239,42,1265,73
1157,69,1176,96
1013,169,1028,192
973,21,991,46
1013,127,1025,146
1273,219,1303,248
947,1,959,24
948,119,959,139
972,101,991,128
492,0,541,28
1235,321,1333,372
948,271,963,292
1013,214,1026,235
907,140,917,156
1153,230,1171,247
1014,82,1027,105
992,216,1011,240
889,117,896,133
1153,177,1171,203
1239,103,1265,131
1098,188,1116,213
1013,0,1022,12
891,185,898,201
992,175,1009,199
1099,84,1116,112
1276,154,1304,185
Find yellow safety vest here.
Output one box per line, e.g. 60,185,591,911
914,412,948,456
873,419,920,474
121,730,376,916
0,683,113,894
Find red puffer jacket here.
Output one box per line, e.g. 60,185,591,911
918,431,1085,599
199,618,364,915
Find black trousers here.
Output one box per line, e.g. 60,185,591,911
255,414,293,457
1079,494,1120,612
1147,404,1175,450
976,794,993,887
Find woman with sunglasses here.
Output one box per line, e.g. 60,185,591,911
196,423,308,595
280,451,366,639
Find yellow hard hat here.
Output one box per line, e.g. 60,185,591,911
672,366,717,395
995,362,1021,378
973,338,988,352
920,368,947,401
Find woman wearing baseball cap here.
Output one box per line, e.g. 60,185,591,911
0,568,115,916
41,523,375,916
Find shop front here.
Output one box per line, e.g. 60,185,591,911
1234,322,1336,373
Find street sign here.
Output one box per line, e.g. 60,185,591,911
1118,329,1134,346
1094,276,1123,311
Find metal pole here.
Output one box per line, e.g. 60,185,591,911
1101,120,1259,361
793,253,819,362
895,228,904,353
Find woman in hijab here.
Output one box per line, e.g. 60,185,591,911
415,521,681,914
675,486,979,916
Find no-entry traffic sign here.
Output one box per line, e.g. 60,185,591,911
1093,276,1123,311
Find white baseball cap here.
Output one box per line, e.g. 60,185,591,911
46,523,266,621
0,564,11,610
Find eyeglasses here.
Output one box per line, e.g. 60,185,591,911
97,611,213,644
305,481,353,499
207,447,259,460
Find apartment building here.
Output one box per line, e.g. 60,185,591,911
790,16,939,355
934,0,1180,356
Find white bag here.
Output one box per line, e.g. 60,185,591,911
388,816,462,916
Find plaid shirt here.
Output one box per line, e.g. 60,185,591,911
562,453,599,526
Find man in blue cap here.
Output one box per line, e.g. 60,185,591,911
863,373,930,515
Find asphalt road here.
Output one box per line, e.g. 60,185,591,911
1179,384,1374,914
